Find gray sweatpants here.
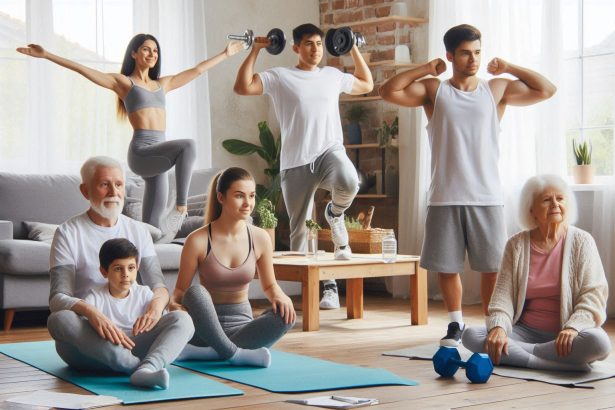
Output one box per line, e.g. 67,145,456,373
462,323,611,370
47,310,195,374
281,146,359,252
127,130,196,228
182,285,295,359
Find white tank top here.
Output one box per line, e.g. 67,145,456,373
426,79,502,206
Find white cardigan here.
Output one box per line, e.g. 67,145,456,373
486,226,608,335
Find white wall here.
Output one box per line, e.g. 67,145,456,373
204,0,319,182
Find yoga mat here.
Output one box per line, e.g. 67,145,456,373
0,341,243,404
383,343,615,387
174,350,417,393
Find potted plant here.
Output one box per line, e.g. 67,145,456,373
378,116,399,147
305,219,322,259
255,198,277,249
345,104,368,145
572,138,594,184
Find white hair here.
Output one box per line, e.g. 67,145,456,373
80,156,125,185
518,174,577,229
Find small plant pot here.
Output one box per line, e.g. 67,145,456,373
347,122,362,145
573,165,594,184
265,228,275,250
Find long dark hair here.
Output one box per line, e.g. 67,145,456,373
205,167,254,224
116,34,162,119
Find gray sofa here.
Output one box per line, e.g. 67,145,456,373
0,168,218,331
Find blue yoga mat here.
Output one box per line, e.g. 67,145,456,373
0,341,243,404
174,350,417,393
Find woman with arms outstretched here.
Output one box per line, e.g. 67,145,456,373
18,35,244,239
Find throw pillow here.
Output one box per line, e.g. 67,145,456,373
23,221,58,244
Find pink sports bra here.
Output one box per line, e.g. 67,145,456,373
198,224,256,293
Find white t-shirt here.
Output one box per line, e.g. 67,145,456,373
426,79,502,205
84,283,153,336
259,66,355,170
49,213,160,311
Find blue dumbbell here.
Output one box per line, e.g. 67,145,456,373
432,346,493,383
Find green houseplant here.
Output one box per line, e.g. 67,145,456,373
222,121,282,208
345,104,368,145
572,139,594,184
255,198,277,249
378,116,399,147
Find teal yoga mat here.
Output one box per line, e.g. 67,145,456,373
174,350,417,393
0,341,243,404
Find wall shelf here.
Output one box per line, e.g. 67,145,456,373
345,143,381,149
340,95,381,103
355,194,387,199
328,15,427,29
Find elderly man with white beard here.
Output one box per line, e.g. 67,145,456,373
47,156,194,388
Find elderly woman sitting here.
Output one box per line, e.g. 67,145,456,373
462,174,611,371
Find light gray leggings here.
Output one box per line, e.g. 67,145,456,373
182,285,295,359
127,130,196,228
47,310,195,374
281,146,359,252
462,323,611,370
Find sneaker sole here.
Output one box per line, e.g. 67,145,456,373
319,304,341,310
439,339,462,347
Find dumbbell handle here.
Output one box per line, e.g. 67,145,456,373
228,34,250,41
449,358,468,368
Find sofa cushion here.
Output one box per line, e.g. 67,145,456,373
0,239,51,275
0,173,88,239
154,243,184,270
24,221,58,244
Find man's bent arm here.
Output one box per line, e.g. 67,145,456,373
234,46,264,95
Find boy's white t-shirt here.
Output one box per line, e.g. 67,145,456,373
84,283,153,336
258,66,355,171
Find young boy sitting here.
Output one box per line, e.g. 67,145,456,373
85,238,194,389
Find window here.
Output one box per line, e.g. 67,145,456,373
563,0,615,176
0,0,133,173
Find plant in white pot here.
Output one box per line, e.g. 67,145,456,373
572,139,594,184
345,104,368,145
255,198,277,250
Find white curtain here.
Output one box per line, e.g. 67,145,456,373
390,0,566,302
2,0,211,174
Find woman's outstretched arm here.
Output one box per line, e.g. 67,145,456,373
17,44,129,95
160,41,245,93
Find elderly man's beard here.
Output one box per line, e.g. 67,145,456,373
90,197,124,220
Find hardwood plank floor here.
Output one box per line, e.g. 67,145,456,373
1,295,614,409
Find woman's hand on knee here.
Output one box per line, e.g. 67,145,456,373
556,328,578,357
485,327,508,365
272,295,296,325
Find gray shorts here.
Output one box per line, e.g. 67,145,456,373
420,205,506,273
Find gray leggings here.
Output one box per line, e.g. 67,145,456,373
127,130,196,228
281,146,359,252
47,310,195,374
182,285,295,359
462,323,611,369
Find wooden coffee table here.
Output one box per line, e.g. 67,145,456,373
272,252,427,331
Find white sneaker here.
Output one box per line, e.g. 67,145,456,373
320,284,340,310
334,245,352,260
158,208,187,243
324,201,349,248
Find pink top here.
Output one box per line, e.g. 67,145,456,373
519,235,564,333
197,224,256,293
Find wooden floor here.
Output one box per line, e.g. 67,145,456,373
2,295,615,409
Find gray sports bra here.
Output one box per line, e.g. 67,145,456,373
123,77,165,114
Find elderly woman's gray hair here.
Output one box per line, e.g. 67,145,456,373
518,174,578,229
80,156,125,185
